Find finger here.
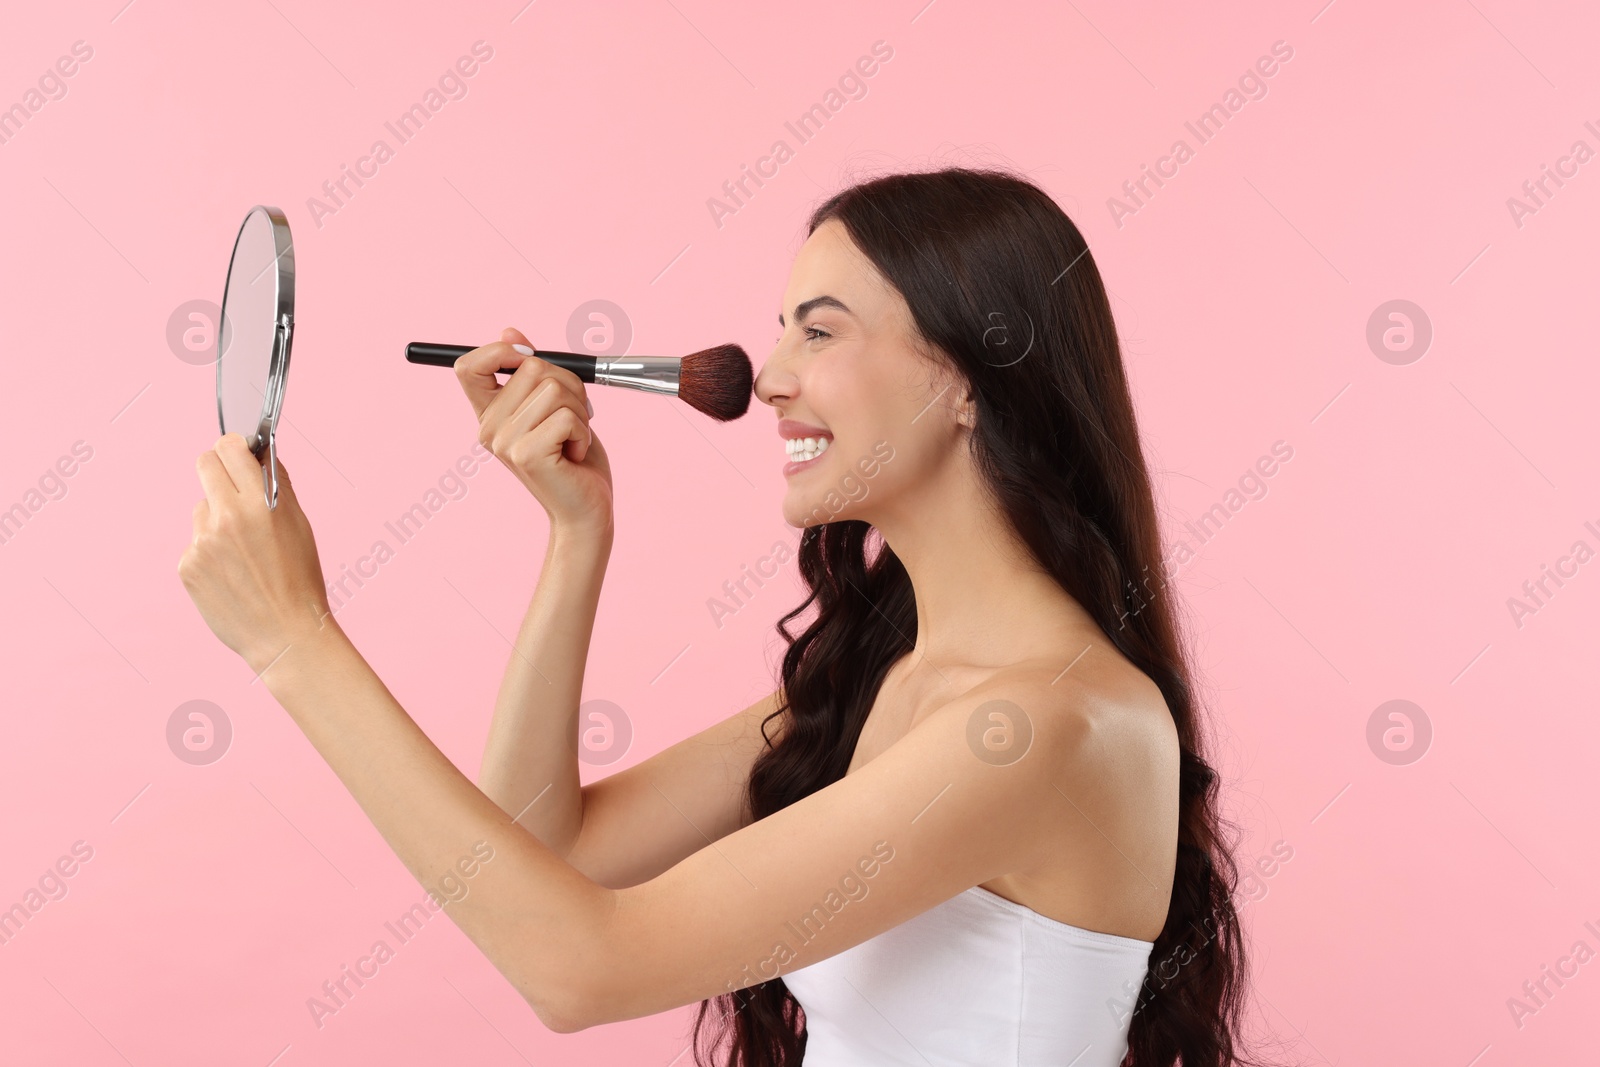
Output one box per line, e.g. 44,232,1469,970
197,444,240,505
192,498,209,541
509,405,591,470
484,351,585,434
534,405,593,466
271,452,297,507
504,377,592,460
500,330,592,416
216,434,266,505
456,340,534,420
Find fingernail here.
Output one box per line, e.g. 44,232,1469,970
511,344,533,355
585,397,594,417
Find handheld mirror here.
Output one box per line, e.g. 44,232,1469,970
217,205,295,509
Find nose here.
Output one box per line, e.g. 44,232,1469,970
753,341,797,410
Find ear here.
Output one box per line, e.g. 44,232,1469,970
954,384,977,429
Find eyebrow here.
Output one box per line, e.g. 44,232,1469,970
778,295,852,327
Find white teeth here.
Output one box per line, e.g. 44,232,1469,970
784,435,830,463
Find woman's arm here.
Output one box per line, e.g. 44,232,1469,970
475,518,612,858
476,520,780,891
566,688,783,888
181,433,1126,1036
258,615,1100,1034
453,327,613,855
461,327,779,885
258,618,612,1034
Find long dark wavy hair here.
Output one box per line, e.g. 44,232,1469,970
689,166,1260,1067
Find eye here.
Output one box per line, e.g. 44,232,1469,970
804,326,831,342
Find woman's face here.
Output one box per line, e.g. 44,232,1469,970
755,218,973,530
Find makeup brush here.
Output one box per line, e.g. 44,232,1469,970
406,341,753,421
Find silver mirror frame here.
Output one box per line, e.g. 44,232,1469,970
216,204,295,510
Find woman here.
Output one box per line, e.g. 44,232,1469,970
180,166,1257,1065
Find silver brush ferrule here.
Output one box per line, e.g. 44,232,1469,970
592,356,681,397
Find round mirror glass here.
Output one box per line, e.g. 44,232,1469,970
217,206,294,455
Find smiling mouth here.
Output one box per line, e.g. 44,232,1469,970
784,436,831,463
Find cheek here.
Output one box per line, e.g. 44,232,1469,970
840,426,943,500
800,357,868,422
865,435,937,490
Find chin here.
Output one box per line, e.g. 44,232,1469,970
781,499,815,529
782,494,860,530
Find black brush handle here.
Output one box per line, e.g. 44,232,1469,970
406,342,597,382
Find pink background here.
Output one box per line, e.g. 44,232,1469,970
1,0,1596,1062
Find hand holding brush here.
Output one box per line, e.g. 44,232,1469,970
407,335,753,421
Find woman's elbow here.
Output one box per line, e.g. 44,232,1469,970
521,883,628,1033
529,974,622,1034
521,938,614,1033
527,960,640,1033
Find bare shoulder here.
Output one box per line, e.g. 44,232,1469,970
914,646,1180,831
946,645,1180,939
954,645,1178,772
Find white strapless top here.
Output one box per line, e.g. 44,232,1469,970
782,885,1154,1066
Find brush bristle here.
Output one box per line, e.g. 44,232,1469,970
677,343,754,421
